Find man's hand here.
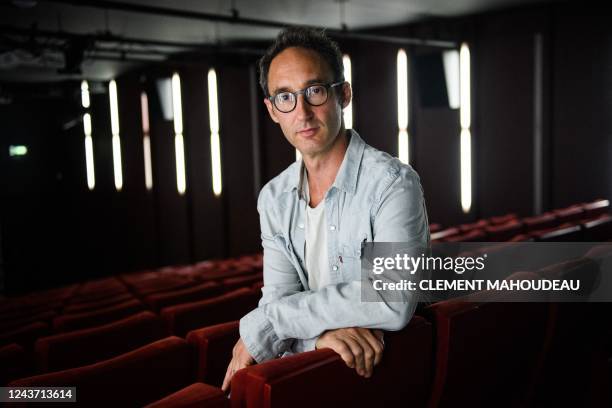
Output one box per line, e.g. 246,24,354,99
221,338,255,392
315,328,384,378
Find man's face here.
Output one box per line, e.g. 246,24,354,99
264,47,350,157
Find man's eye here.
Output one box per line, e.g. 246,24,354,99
277,93,292,103
309,87,322,94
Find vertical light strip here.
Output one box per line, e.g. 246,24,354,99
342,54,353,130
109,80,123,191
140,92,153,191
81,80,90,109
81,80,95,190
397,49,409,164
83,113,95,190
172,73,186,195
460,129,472,213
459,43,472,213
208,68,223,197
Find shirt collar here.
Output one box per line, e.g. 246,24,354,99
285,129,365,197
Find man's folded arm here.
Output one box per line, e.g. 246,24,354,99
241,169,429,363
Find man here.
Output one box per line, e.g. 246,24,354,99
222,27,430,391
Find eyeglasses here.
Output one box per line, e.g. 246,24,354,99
269,81,345,113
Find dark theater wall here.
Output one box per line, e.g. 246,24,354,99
365,3,611,226
551,7,612,208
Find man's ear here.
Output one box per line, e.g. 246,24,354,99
263,98,280,124
340,82,352,109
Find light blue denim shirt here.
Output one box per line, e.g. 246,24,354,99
240,130,430,363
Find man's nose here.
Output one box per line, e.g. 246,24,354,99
295,94,314,120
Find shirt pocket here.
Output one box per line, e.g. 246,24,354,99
340,234,368,281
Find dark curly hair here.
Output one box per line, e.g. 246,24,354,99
258,27,344,97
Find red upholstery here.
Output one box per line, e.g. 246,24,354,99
523,212,558,232
553,205,585,223
145,282,224,313
444,228,486,242
532,224,583,242
63,292,134,314
429,223,443,233
581,199,610,220
161,288,259,337
0,310,57,332
9,337,197,407
131,276,197,297
488,213,518,225
431,227,460,242
0,343,33,385
221,273,264,292
145,383,229,408
0,321,49,348
198,267,258,282
35,311,165,372
186,321,240,386
458,219,489,232
52,298,145,333
424,286,551,407
230,316,433,408
484,220,523,241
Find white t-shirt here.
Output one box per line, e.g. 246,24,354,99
304,201,330,291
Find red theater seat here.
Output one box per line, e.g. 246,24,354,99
35,311,165,372
488,213,518,225
161,288,259,337
63,292,135,314
52,298,145,333
186,321,240,386
0,310,57,332
221,273,264,292
582,199,610,220
429,223,443,233
484,220,523,241
431,227,460,242
532,224,583,242
145,282,223,313
424,284,551,407
230,316,433,408
523,212,558,232
131,276,197,297
0,321,50,349
458,219,489,232
553,205,585,223
444,228,486,242
0,343,33,385
145,383,229,408
9,337,197,407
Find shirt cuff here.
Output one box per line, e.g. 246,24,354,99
293,336,318,353
239,307,285,363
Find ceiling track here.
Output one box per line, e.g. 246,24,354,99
31,0,457,48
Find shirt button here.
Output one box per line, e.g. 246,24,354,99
298,223,304,229
329,225,336,231
332,265,338,271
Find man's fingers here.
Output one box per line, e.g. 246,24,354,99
221,361,233,392
343,335,366,377
351,330,376,377
361,329,384,367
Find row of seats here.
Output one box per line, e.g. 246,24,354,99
0,254,264,384
4,244,609,407
429,199,611,242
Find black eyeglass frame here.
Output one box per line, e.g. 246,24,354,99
268,81,346,113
